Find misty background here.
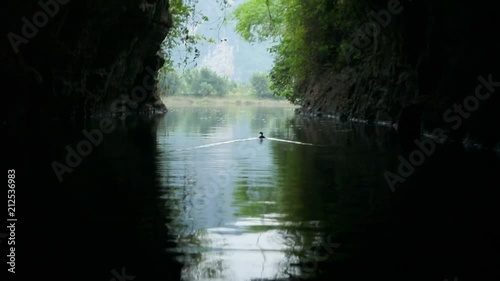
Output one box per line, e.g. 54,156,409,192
168,0,274,82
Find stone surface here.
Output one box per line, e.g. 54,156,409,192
1,0,172,122
298,1,500,146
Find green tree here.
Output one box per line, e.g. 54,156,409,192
233,0,285,42
199,82,216,97
182,68,232,97
160,0,233,71
234,0,365,103
250,73,275,99
158,69,185,96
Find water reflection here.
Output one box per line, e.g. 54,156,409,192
10,105,499,281
156,106,397,280
8,115,183,281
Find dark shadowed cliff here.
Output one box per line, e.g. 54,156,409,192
1,0,171,123
296,0,500,147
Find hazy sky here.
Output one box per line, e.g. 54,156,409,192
172,0,274,82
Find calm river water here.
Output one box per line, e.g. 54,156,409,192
9,105,499,281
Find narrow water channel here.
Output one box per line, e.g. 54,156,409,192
11,105,500,281
156,106,395,280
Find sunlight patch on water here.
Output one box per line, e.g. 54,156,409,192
176,224,299,281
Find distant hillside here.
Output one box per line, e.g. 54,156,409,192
170,0,274,82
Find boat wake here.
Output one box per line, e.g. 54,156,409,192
266,137,323,146
168,137,324,152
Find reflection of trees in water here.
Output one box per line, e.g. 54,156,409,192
158,107,404,280
34,116,185,280
282,116,397,149
177,228,228,280
268,118,400,279
232,178,279,223
157,107,500,280
163,107,228,135
158,106,298,280
161,106,294,137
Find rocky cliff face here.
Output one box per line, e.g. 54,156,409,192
1,0,172,122
298,0,500,147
